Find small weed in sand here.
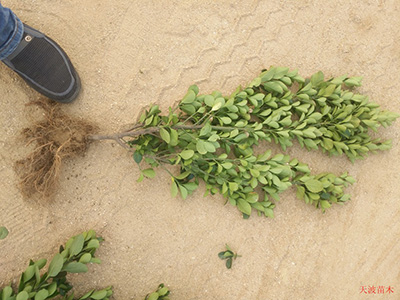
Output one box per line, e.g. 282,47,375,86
218,244,241,269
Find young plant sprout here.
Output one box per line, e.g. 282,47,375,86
218,244,241,269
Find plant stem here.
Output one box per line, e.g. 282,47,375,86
89,124,250,141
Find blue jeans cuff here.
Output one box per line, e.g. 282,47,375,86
0,13,23,61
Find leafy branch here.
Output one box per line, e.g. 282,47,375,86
0,230,112,300
90,67,399,218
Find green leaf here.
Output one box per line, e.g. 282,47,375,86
261,68,276,81
84,230,96,241
79,253,92,264
137,173,144,183
258,150,272,161
229,182,239,192
79,290,95,299
188,84,199,95
16,291,29,300
320,200,331,209
139,112,146,123
169,128,179,146
142,168,156,178
90,257,101,264
237,198,252,215
85,239,100,250
304,139,318,149
175,171,191,180
90,290,108,300
23,265,35,283
144,115,154,126
69,234,84,257
159,127,170,144
47,253,63,278
147,292,160,300
204,95,215,107
204,141,216,153
184,182,198,192
218,251,226,259
62,262,88,273
323,84,336,97
0,226,8,239
344,78,362,87
196,139,207,155
311,71,324,87
48,282,57,296
246,192,259,203
345,175,356,184
221,182,228,194
211,101,222,111
157,286,169,296
180,149,194,160
296,186,305,199
305,179,324,193
220,116,232,124
230,129,239,138
223,250,233,257
180,104,195,115
35,258,47,270
330,75,347,85
264,81,283,94
170,181,178,197
2,286,13,299
221,162,233,169
322,138,334,150
249,77,262,87
264,208,274,218
361,119,377,128
200,123,212,137
295,164,310,174
208,134,220,142
34,289,49,300
148,105,160,117
269,167,283,175
273,67,289,79
179,185,188,200
226,258,233,269
321,192,331,200
181,89,196,104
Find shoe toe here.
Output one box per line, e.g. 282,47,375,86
3,24,80,103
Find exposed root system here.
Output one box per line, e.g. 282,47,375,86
15,99,97,199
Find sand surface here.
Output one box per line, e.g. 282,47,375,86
1,1,399,299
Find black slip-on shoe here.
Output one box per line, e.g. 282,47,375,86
2,23,81,103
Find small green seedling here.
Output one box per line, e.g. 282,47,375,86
218,244,241,269
144,283,170,300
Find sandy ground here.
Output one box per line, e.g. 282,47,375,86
1,0,400,299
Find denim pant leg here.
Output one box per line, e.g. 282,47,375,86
0,3,23,60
